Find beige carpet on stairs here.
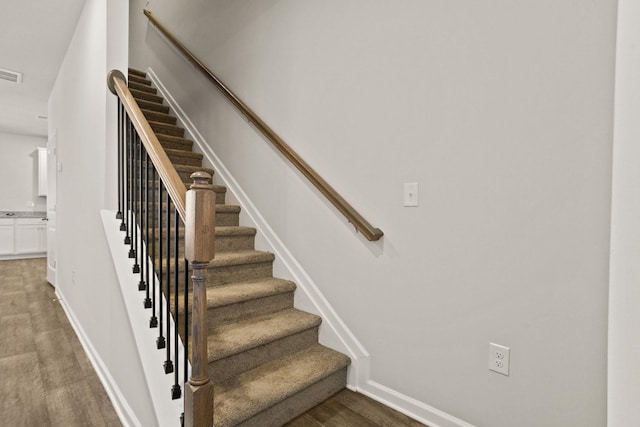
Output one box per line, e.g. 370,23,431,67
127,67,350,427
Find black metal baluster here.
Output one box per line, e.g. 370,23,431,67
128,126,136,258
132,132,140,274
157,182,166,349
116,100,123,221
124,115,132,247
150,166,158,328
184,258,189,392
138,141,146,291
172,210,181,399
164,190,174,375
143,151,151,300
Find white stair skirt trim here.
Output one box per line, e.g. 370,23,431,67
56,285,142,427
101,209,186,427
146,67,474,427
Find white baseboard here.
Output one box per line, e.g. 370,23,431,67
0,253,46,261
55,286,142,427
145,67,474,427
358,380,476,427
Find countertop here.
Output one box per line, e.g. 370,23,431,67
0,211,47,219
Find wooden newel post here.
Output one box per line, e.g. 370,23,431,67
184,171,215,427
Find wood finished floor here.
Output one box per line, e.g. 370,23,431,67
285,389,428,427
1,257,427,427
0,258,122,427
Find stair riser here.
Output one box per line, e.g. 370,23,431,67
212,261,273,286
230,368,348,427
209,326,318,384
171,289,296,339
159,260,273,288
134,181,225,203
163,260,272,284
142,110,177,125
158,139,193,152
133,208,238,226
129,81,157,94
168,153,202,167
209,292,294,329
151,123,185,138
149,233,254,253
131,90,164,104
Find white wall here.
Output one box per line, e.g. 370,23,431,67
608,0,640,425
0,131,46,211
49,1,158,425
131,2,616,426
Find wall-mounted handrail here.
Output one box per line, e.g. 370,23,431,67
143,9,384,241
108,70,187,222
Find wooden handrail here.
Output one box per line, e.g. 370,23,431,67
107,69,187,222
108,69,214,426
143,9,384,241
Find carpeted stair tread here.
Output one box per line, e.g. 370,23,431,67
175,278,295,312
213,344,350,427
165,148,203,161
128,67,146,78
130,88,164,104
209,278,295,308
129,81,157,94
208,308,320,361
211,250,275,268
148,120,185,137
128,74,151,86
215,226,256,237
151,225,254,237
141,109,177,125
136,98,170,114
164,148,203,167
175,164,215,177
156,249,272,272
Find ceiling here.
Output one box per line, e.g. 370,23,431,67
0,0,86,138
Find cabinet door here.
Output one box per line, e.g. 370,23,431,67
0,225,14,255
15,224,42,254
38,225,47,252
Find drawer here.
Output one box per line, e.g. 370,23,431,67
0,218,14,226
15,218,47,225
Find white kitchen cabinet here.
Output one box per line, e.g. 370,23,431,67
14,218,47,254
0,219,14,255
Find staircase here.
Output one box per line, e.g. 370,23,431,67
127,68,350,427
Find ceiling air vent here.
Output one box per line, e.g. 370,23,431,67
0,67,23,84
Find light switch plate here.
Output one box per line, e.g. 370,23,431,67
404,182,419,207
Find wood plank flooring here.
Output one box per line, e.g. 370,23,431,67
0,258,122,427
1,257,427,427
285,389,428,427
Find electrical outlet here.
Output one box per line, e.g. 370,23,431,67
489,343,510,376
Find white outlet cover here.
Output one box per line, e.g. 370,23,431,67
489,343,510,376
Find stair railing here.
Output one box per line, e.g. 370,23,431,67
142,9,384,242
108,70,214,427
